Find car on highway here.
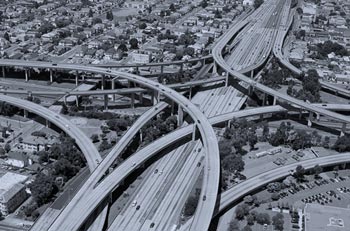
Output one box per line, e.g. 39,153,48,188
132,200,137,207
52,63,57,66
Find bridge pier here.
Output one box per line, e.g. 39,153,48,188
139,129,143,143
298,109,302,120
75,73,79,86
307,111,313,127
177,106,183,126
23,109,28,118
250,70,254,79
63,95,68,106
131,93,135,108
189,86,192,100
340,123,347,137
104,95,108,110
273,96,277,105
171,101,175,115
152,90,160,105
111,78,116,101
160,65,164,74
262,93,266,106
192,123,197,141
75,96,79,107
316,113,320,121
2,66,5,78
101,76,105,90
138,92,143,105
46,120,51,128
180,63,183,72
49,69,53,82
212,62,218,75
225,72,229,87
25,69,29,82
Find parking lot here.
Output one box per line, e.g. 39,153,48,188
277,175,350,209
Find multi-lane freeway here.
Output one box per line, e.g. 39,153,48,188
0,60,220,231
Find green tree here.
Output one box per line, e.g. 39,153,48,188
256,213,271,225
4,143,10,153
129,38,139,49
272,213,284,230
294,165,305,181
139,22,147,29
106,10,113,21
169,3,176,12
88,8,93,17
254,0,264,9
29,173,57,206
183,195,198,217
228,219,240,231
200,0,208,8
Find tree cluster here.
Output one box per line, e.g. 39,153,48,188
333,135,350,152
315,40,348,58
287,69,321,103
261,58,291,88
141,115,177,145
272,213,284,230
157,70,193,84
269,122,318,150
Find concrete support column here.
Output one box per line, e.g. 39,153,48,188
2,67,5,78
160,65,164,74
101,76,105,90
225,72,229,87
75,96,79,107
248,86,253,96
212,61,217,74
139,92,143,105
104,95,108,110
131,93,135,108
177,106,183,127
273,96,277,105
111,79,116,102
46,120,51,128
25,69,29,82
139,129,143,143
23,110,28,118
49,69,53,83
189,86,192,100
251,70,254,78
316,113,320,121
307,111,313,127
63,95,68,106
192,123,196,141
82,75,85,82
298,109,302,120
180,63,183,72
201,59,205,67
262,93,266,106
153,90,159,105
340,123,347,137
171,101,175,116
75,73,79,86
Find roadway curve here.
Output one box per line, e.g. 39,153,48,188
212,13,350,126
0,94,101,170
51,105,285,231
218,153,350,213
273,9,350,97
0,59,219,231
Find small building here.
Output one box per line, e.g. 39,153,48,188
6,151,31,168
132,51,151,64
0,172,28,216
304,204,350,231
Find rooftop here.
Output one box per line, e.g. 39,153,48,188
0,172,28,203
